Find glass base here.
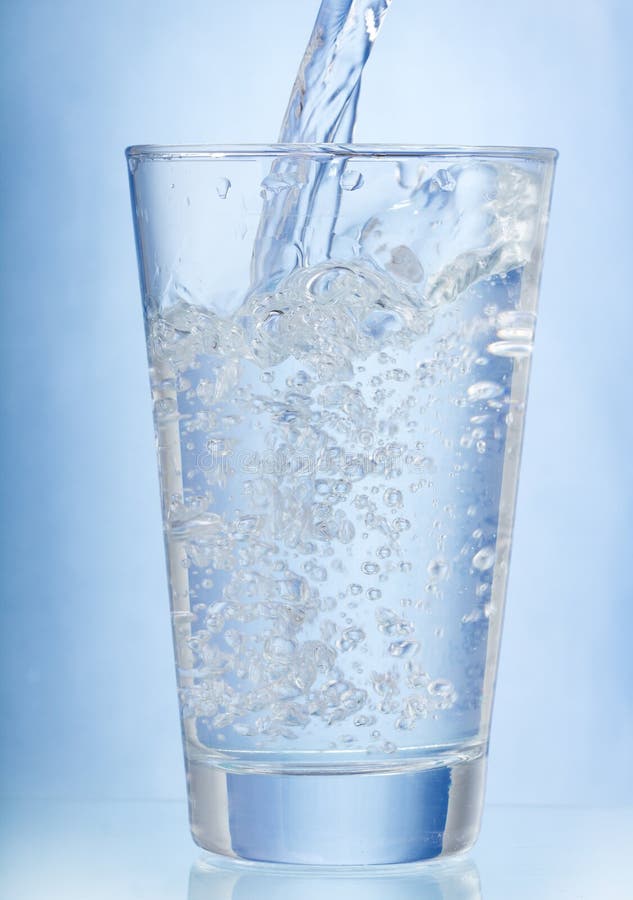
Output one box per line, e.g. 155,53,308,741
187,750,487,865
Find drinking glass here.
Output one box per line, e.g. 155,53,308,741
127,144,556,865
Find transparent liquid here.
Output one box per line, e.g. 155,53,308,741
148,161,540,771
279,0,393,144
252,0,394,288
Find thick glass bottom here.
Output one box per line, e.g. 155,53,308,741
187,748,487,865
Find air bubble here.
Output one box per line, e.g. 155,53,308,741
388,639,420,658
428,679,454,696
393,517,411,532
386,368,409,381
395,716,415,731
354,714,375,727
362,561,380,575
307,563,328,582
416,362,435,387
376,607,414,636
286,370,311,388
336,626,366,652
383,488,403,507
263,636,296,662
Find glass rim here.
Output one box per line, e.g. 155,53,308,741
125,142,558,162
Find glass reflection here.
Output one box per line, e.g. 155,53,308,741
188,854,481,900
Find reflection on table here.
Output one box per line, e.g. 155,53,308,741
188,854,481,900
2,802,633,899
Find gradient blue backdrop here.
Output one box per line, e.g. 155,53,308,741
1,0,631,806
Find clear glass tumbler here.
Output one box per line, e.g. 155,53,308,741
127,144,556,865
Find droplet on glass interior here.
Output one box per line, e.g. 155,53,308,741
215,177,231,199
472,546,496,571
467,381,503,402
340,169,364,191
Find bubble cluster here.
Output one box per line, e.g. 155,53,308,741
150,161,538,756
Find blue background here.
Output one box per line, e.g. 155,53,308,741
1,0,631,807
